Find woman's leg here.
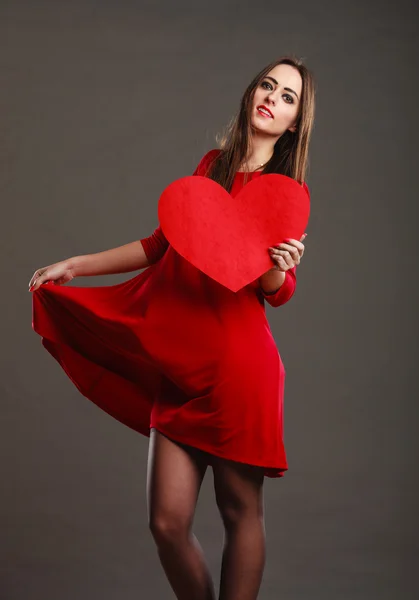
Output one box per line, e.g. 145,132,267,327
147,428,216,600
212,457,266,600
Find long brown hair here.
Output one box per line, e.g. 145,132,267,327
205,55,316,192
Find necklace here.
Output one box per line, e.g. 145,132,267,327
238,158,271,173
252,161,267,172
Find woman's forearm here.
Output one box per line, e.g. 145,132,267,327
258,269,286,294
69,240,150,277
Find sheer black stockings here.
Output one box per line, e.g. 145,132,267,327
147,429,265,600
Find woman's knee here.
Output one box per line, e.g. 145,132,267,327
216,496,264,530
147,429,207,546
149,511,191,546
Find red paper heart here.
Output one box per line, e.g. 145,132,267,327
158,174,310,292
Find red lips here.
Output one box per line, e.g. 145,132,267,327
257,105,274,118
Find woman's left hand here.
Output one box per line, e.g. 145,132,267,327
268,233,307,272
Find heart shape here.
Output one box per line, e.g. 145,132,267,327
158,174,310,292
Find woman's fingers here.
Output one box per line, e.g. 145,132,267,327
28,270,43,289
268,234,307,268
269,254,287,271
274,256,288,270
269,249,294,270
269,246,301,265
279,239,305,252
279,249,299,266
275,234,306,250
278,244,301,261
29,277,41,291
274,238,305,256
29,268,49,291
29,261,74,291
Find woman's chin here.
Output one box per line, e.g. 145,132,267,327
250,122,278,138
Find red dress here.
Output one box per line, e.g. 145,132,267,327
32,149,310,478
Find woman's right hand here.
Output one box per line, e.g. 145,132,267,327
28,260,76,292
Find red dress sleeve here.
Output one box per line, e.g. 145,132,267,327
192,148,222,176
140,225,169,265
139,149,222,265
261,182,310,307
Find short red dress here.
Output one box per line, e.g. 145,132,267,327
32,149,310,478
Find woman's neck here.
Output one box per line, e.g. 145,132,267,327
238,135,277,172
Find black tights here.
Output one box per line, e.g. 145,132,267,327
147,429,266,600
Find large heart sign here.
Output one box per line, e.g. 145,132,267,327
158,174,310,292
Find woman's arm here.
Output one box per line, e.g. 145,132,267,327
260,183,310,307
96,149,220,273
69,239,150,277
32,152,223,286
259,269,286,294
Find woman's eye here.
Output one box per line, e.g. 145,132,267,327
261,81,273,90
261,82,294,104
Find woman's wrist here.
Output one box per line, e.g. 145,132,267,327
67,255,86,277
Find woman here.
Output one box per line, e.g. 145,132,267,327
29,55,315,600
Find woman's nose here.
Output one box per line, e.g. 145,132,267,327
267,90,280,106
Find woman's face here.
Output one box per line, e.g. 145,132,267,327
251,63,302,138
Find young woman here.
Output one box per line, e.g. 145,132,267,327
29,55,315,600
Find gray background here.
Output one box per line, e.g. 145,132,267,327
2,0,418,598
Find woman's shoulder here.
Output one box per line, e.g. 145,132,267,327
193,148,222,176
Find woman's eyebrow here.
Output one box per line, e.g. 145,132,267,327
265,76,299,100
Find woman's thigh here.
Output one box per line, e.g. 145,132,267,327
211,457,265,526
147,428,210,536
